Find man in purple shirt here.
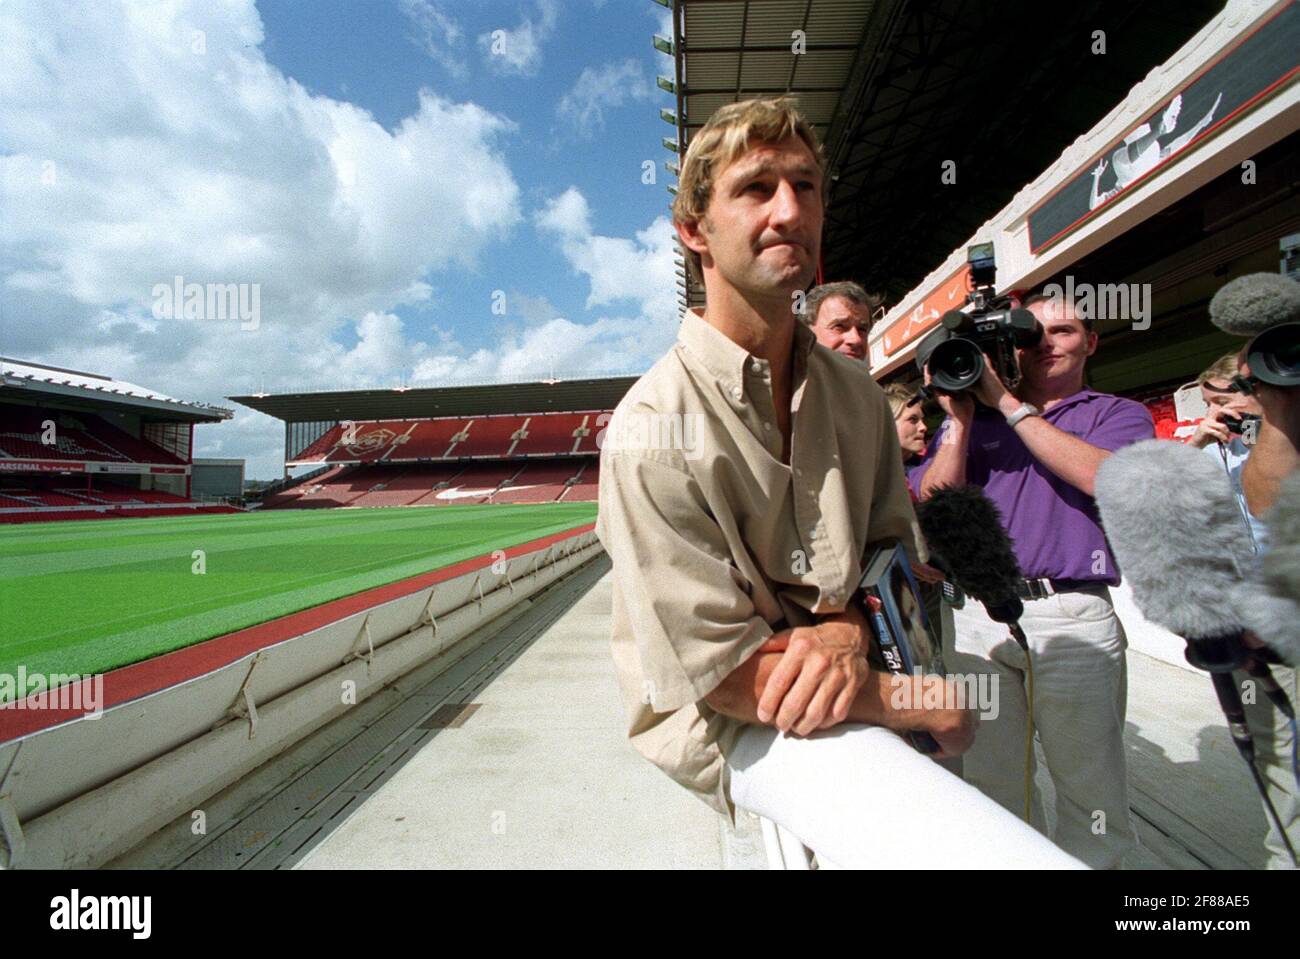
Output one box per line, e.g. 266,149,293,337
911,292,1154,868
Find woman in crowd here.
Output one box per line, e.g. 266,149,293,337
884,382,929,472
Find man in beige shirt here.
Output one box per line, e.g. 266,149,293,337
596,97,1081,868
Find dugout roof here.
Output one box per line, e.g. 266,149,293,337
662,0,1223,312
229,375,640,424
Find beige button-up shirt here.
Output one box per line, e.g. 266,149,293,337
595,308,920,815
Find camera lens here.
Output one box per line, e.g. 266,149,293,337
1246,322,1300,387
929,338,984,393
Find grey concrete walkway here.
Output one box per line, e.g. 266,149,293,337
297,570,727,869
295,565,1277,870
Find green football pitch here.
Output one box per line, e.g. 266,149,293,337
0,503,597,691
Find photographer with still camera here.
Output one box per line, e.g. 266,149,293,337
1190,352,1267,553
911,249,1154,869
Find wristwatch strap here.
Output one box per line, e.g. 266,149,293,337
1005,403,1041,428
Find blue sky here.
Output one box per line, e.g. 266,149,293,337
0,0,681,477
258,0,676,363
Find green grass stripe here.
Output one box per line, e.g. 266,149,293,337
0,504,596,696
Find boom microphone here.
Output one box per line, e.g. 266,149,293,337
1209,273,1300,389
1094,439,1254,642
915,485,1024,628
1095,439,1297,864
1209,272,1300,337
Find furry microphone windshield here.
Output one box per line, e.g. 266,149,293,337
1209,272,1300,337
1238,470,1300,664
1095,439,1256,640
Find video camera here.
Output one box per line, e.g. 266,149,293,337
915,243,1042,395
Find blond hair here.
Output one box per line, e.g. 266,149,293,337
883,382,919,420
1197,351,1241,387
672,97,827,284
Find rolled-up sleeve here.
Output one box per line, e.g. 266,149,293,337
596,449,773,714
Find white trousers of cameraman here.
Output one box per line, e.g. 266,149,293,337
726,722,1085,869
944,585,1137,869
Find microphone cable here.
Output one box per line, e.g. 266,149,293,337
1189,637,1299,867
1023,636,1035,824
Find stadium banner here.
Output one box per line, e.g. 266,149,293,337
0,459,189,475
879,263,971,359
0,459,90,473
85,462,189,475
1026,0,1300,253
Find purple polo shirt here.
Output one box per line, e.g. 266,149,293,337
907,390,1154,585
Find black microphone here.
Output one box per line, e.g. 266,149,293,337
1095,439,1297,864
915,484,1025,630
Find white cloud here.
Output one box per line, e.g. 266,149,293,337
507,290,562,326
535,187,593,240
536,187,678,315
0,1,677,480
478,0,559,77
400,0,468,78
0,0,525,478
556,60,654,139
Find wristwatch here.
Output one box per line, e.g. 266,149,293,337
1004,402,1041,428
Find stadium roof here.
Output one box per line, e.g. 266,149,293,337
659,0,1223,311
229,375,640,423
0,356,233,423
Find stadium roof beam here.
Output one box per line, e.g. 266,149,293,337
664,0,1224,311
817,0,1225,305
0,356,231,423
229,376,639,424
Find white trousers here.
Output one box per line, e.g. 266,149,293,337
945,586,1136,869
726,722,1085,869
1237,662,1299,869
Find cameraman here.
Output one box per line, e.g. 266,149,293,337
1240,350,1300,520
913,291,1154,869
1232,330,1300,870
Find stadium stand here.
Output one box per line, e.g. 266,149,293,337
0,406,186,466
491,460,587,503
285,411,608,467
508,412,603,457
560,460,599,502
255,413,611,511
0,356,234,523
232,377,635,512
